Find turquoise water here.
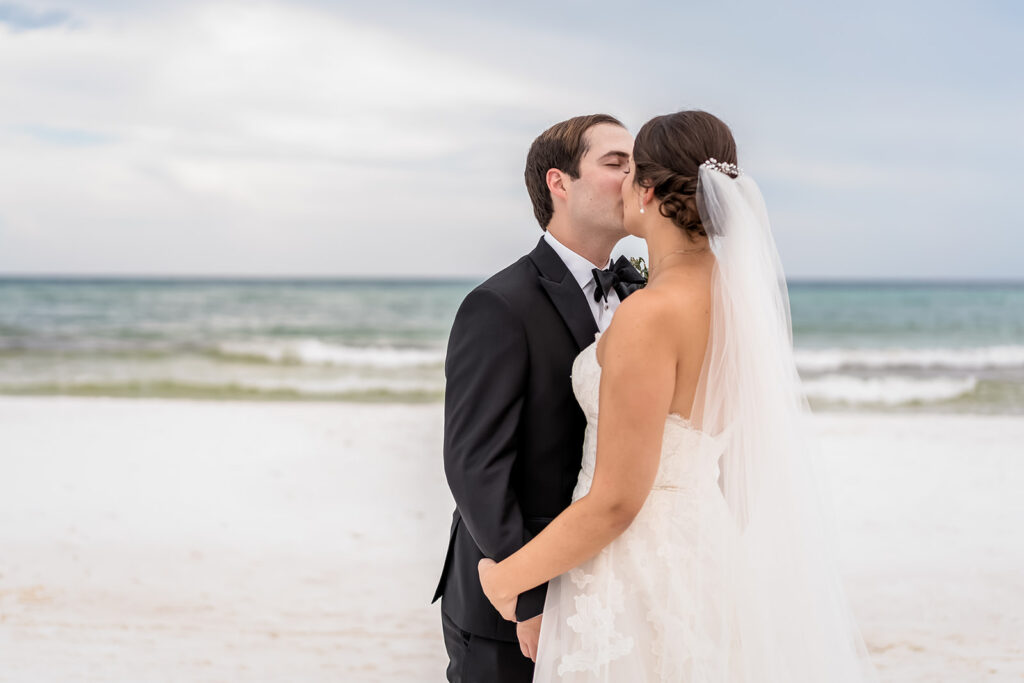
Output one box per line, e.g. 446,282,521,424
1,278,1022,413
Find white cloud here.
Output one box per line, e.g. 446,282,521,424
0,0,1021,278
0,2,593,275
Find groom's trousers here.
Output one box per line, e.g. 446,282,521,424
442,610,534,683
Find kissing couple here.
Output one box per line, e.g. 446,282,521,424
432,111,877,682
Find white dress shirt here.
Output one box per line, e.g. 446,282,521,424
543,231,621,332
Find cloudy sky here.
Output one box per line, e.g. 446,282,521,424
0,0,1021,279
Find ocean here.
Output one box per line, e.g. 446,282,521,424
1,277,1022,414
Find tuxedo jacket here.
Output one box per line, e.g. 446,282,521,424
432,237,610,642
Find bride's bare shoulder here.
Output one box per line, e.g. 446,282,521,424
609,288,674,330
630,273,711,325
603,286,676,338
600,281,708,369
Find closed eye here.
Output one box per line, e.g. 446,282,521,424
599,151,630,166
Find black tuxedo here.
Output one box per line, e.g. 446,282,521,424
433,237,641,681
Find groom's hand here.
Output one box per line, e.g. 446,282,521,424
516,613,542,662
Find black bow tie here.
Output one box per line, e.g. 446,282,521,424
592,256,646,303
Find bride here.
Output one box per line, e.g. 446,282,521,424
478,111,877,682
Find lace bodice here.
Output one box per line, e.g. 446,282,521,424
570,336,723,496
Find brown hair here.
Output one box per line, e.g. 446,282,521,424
525,114,625,229
632,110,737,238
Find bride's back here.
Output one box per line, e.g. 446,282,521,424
595,254,715,421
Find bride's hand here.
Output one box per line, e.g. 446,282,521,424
477,558,518,622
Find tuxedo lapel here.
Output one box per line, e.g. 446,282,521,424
528,237,598,351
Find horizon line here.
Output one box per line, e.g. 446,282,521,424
1,273,1023,286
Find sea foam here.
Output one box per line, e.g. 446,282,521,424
802,375,978,406
794,346,1024,373
215,339,445,369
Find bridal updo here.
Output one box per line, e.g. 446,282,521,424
632,111,738,238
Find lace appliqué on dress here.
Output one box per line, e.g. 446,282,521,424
534,336,736,682
556,567,635,675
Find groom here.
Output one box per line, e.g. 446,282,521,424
432,114,642,682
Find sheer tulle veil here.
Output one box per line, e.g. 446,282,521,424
691,164,878,681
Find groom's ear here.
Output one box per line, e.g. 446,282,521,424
546,168,569,203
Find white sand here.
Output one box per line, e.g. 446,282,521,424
0,397,1021,681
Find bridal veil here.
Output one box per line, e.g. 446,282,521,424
691,163,877,681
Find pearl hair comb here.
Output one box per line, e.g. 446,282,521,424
701,158,741,178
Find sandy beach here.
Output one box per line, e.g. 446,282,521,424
1,396,1022,681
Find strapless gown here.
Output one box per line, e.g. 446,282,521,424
533,335,743,682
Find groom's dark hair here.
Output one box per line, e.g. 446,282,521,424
525,114,625,229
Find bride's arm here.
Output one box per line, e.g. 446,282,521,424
478,292,677,621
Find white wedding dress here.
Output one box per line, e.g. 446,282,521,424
531,164,876,682
532,334,743,682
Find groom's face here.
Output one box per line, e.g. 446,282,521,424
565,123,634,240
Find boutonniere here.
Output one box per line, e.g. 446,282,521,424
628,257,648,287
